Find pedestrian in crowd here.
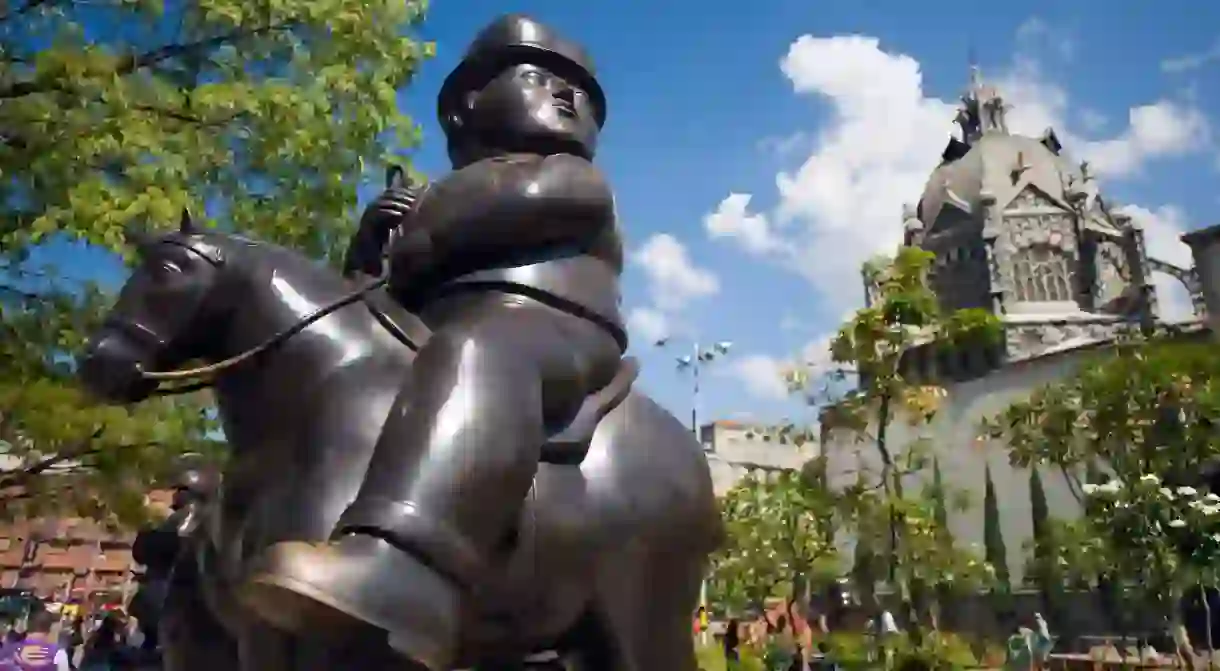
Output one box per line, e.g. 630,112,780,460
79,615,122,671
0,609,71,670
723,617,741,667
56,618,82,671
3,629,24,649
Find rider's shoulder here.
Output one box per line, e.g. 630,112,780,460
536,154,611,201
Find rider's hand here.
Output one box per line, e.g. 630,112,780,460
361,166,424,237
344,166,425,278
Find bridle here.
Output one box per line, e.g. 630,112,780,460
131,237,389,396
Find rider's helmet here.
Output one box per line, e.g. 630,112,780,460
437,14,606,139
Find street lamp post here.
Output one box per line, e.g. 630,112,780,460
656,338,733,440
654,337,731,645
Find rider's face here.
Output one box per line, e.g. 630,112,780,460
466,63,599,158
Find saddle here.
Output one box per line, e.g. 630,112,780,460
362,286,639,466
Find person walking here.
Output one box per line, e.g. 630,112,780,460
0,610,71,670
56,619,82,671
78,615,121,671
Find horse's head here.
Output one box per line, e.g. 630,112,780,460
78,210,236,404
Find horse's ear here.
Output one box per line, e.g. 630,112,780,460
385,165,406,190
179,208,194,234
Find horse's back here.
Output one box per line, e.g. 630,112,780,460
581,390,720,549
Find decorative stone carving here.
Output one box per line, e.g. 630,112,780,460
1007,212,1075,250
1095,239,1132,307
1006,186,1061,212
1004,320,1130,362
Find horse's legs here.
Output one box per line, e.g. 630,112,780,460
571,548,703,671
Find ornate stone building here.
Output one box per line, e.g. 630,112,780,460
824,69,1210,588
894,67,1202,379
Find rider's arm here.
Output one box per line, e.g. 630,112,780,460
388,153,616,289
341,225,387,278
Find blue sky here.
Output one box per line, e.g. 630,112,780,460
392,0,1219,426
45,0,1220,428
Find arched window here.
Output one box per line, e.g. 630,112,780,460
1012,244,1076,302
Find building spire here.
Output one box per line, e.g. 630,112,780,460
955,53,1010,145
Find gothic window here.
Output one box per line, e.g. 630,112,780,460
1013,244,1077,302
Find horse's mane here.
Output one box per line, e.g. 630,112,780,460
180,229,349,290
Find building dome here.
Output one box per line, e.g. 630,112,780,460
918,132,1083,227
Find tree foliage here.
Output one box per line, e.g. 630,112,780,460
986,333,1220,650
982,336,1220,490
709,465,841,614
0,0,431,525
796,247,1002,633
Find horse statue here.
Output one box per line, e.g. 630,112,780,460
76,212,722,671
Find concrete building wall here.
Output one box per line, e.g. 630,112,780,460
702,421,818,495
822,349,1092,585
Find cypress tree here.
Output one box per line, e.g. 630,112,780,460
1029,466,1064,626
931,458,955,626
1029,467,1049,559
983,464,1010,588
932,458,950,533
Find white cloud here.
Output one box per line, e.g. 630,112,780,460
705,25,1213,324
631,233,719,311
727,354,790,401
627,233,718,344
626,307,668,344
1162,38,1220,73
1117,204,1198,322
704,194,782,254
1077,102,1210,177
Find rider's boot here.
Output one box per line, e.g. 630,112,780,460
238,304,622,670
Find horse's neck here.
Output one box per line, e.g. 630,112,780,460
212,256,371,427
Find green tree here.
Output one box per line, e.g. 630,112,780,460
709,466,841,616
984,334,1220,649
809,247,1002,634
0,0,431,525
982,465,1009,589
930,458,950,533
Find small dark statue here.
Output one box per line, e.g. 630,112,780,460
77,14,721,671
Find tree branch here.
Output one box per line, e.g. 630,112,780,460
0,0,59,23
131,102,248,128
0,21,293,100
0,426,106,490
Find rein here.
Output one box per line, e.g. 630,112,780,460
143,273,389,395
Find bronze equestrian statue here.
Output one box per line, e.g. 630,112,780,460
76,14,720,671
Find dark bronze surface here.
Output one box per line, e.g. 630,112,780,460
77,14,719,671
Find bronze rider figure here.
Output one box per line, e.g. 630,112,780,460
239,14,627,670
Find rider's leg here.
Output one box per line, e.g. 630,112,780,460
239,295,621,669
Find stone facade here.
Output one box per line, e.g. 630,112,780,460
701,421,818,495
823,348,1096,585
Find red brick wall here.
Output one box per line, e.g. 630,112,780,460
0,489,175,603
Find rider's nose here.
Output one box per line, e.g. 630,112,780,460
554,87,575,105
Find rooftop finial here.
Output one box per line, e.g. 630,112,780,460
968,45,982,93
955,50,1009,142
